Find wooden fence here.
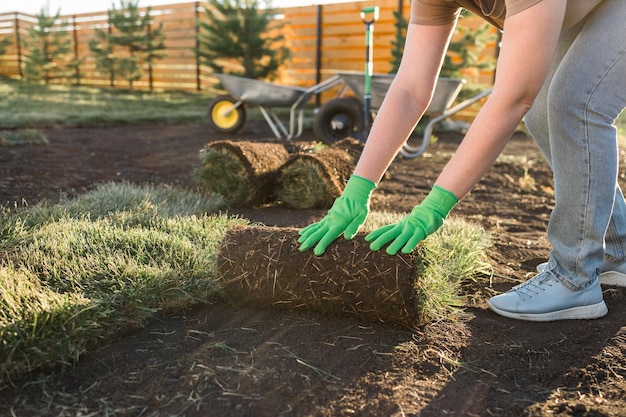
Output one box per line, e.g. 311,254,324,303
0,0,497,97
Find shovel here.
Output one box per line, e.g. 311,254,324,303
355,6,379,142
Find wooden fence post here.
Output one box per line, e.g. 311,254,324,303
147,22,153,91
314,5,323,105
14,13,22,79
194,1,201,91
396,0,403,41
107,12,114,87
72,15,81,85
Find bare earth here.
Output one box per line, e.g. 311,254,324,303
0,121,625,416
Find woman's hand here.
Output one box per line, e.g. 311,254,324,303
366,185,458,255
298,175,375,256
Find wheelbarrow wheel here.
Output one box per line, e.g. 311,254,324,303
314,98,365,144
208,95,246,133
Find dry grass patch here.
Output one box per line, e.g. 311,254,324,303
195,140,290,207
278,138,364,209
219,214,491,328
219,226,421,327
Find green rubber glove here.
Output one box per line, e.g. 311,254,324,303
365,185,458,255
298,175,376,256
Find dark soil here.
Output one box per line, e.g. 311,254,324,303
0,121,625,416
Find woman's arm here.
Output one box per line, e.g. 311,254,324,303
299,0,569,256
353,21,457,183
435,0,568,199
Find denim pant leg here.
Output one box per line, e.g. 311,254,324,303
525,0,626,289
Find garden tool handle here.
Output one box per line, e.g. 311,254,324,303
360,6,379,25
360,6,379,137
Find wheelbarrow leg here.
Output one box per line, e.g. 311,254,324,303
288,107,306,140
258,106,289,139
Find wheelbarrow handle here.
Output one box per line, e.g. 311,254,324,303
360,6,379,24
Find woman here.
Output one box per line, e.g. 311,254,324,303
298,0,626,321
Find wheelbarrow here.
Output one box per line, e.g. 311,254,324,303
313,71,471,148
207,73,344,140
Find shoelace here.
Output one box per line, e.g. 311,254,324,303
511,272,555,299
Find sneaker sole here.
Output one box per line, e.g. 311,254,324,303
537,264,626,287
487,300,608,322
600,271,626,287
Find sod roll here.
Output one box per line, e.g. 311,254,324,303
196,140,290,207
277,138,364,209
218,226,425,329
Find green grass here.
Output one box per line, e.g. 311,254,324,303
365,212,492,320
0,129,48,147
0,184,491,388
0,182,247,386
0,78,215,129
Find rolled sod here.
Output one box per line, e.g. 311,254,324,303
218,226,425,329
196,140,290,207
277,138,364,209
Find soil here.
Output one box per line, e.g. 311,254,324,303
0,121,625,416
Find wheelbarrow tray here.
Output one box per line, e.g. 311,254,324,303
337,72,465,114
337,72,393,109
216,73,309,108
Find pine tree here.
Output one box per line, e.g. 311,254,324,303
22,8,72,84
197,0,290,80
389,9,407,74
89,0,166,91
0,37,10,57
388,10,496,79
442,22,496,79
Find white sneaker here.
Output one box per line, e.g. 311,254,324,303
536,261,626,287
599,270,626,286
488,272,608,322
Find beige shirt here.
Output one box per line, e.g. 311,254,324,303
411,0,605,29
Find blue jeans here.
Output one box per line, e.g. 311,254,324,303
524,0,626,289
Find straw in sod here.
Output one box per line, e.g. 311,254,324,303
196,140,290,207
277,138,364,209
218,226,426,329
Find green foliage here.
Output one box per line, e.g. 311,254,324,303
0,182,243,385
197,0,290,80
22,8,72,84
389,9,407,74
364,212,492,321
196,147,252,205
418,218,492,319
0,129,48,147
0,37,10,56
89,0,166,90
442,21,496,79
388,10,496,79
